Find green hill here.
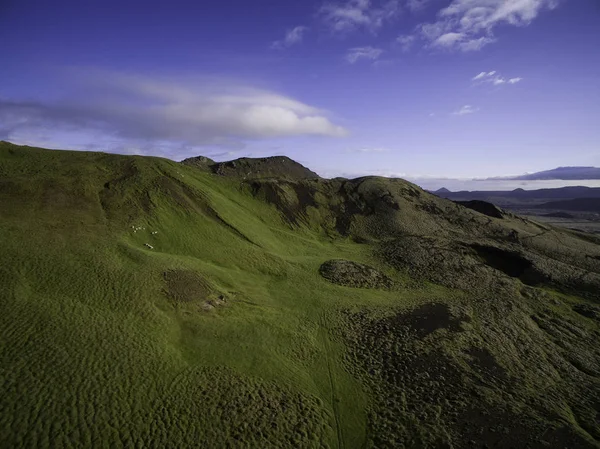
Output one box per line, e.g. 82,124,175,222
1,141,600,448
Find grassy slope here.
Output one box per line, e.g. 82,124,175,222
0,143,445,448
2,142,599,449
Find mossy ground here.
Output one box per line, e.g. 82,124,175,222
0,142,599,448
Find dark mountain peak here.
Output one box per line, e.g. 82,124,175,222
436,187,451,193
235,155,294,164
181,155,216,170
183,154,320,180
217,156,320,180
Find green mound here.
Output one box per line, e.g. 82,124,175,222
1,141,599,448
319,259,394,289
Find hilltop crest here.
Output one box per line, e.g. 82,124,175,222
182,155,320,180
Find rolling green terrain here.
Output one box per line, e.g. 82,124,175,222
1,141,600,448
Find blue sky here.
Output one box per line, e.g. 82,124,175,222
1,0,599,181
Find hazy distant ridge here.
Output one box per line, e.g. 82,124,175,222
435,186,600,200
488,167,600,181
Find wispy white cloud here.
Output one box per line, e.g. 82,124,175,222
473,71,492,80
0,71,348,154
372,58,396,68
406,0,431,12
430,32,496,51
319,0,401,34
472,71,523,86
396,34,415,51
438,0,559,31
352,147,390,153
410,0,559,52
458,36,496,51
433,32,465,47
271,26,309,49
417,21,446,42
453,104,478,116
346,46,384,63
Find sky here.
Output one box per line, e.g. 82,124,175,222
1,0,599,184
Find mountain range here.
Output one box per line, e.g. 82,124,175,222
488,166,600,181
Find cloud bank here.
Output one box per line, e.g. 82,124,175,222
0,71,348,153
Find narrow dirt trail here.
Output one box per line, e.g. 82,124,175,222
320,314,344,449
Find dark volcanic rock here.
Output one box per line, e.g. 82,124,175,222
455,200,505,219
319,259,394,289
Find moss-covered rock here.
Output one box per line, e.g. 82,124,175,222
319,259,394,289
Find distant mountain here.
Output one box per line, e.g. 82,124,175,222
491,167,600,181
435,187,451,193
436,186,600,203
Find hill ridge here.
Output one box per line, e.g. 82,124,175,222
182,154,320,180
